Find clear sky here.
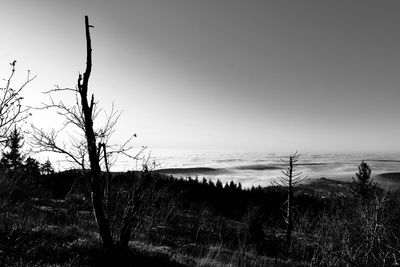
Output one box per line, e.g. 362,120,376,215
1,0,400,154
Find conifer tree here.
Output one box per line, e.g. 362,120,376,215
352,161,373,199
24,156,41,176
40,159,54,175
1,127,24,170
216,179,223,189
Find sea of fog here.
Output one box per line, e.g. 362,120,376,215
130,149,400,188
118,149,400,187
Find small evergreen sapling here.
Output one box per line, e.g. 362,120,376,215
40,159,54,175
352,161,373,199
0,128,24,170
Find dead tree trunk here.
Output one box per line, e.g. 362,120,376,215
286,156,293,252
78,16,113,251
274,152,307,256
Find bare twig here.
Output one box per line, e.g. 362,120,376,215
0,61,35,143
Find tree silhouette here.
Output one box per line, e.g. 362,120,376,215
31,16,141,252
24,156,40,176
1,127,24,170
352,161,373,199
273,152,307,254
40,159,54,175
216,179,223,190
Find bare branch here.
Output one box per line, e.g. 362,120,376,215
0,61,35,143
42,85,78,94
30,126,84,169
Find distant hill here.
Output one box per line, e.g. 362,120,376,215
374,172,400,190
156,167,226,176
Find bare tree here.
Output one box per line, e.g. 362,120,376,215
273,152,307,254
0,61,35,144
0,61,35,212
31,16,140,252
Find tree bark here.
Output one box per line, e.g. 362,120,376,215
100,143,112,206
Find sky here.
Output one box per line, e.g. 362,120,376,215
1,0,400,156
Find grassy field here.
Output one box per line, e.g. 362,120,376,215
1,170,400,266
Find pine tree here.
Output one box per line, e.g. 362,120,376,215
1,128,24,170
216,179,223,189
40,159,54,175
229,180,236,190
352,161,373,199
24,156,41,176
